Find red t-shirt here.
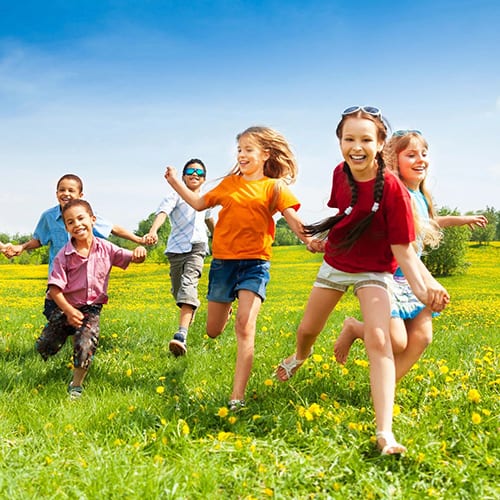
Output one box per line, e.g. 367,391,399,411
324,162,415,274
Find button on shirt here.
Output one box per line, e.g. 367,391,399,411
48,237,132,307
156,192,211,254
33,205,114,273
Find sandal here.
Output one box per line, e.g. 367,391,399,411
275,350,312,382
376,431,407,455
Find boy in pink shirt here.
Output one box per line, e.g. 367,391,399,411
36,199,146,399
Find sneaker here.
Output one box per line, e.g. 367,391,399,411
228,399,245,412
169,332,187,357
68,382,83,400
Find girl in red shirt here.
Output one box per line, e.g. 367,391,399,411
276,107,449,455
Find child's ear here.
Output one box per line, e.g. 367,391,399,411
78,192,84,199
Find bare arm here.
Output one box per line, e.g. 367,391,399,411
48,285,84,328
111,225,145,245
436,214,488,229
164,166,207,211
144,212,168,245
391,243,449,312
282,208,313,247
4,238,42,258
131,246,147,263
205,216,215,235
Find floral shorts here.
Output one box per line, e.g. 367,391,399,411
36,304,102,370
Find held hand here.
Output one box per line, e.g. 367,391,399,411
131,246,147,263
306,238,326,253
143,232,158,245
65,307,85,328
4,243,22,259
164,166,178,185
425,279,450,313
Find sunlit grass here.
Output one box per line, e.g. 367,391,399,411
0,244,498,498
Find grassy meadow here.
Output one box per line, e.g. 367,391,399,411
0,244,498,499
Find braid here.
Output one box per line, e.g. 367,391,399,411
303,162,356,238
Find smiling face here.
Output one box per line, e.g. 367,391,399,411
397,137,429,190
182,162,206,192
237,134,270,180
340,117,384,181
63,204,96,244
56,178,83,208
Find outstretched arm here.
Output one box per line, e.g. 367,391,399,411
111,225,145,245
436,214,488,229
3,238,42,258
282,207,314,248
391,243,449,312
164,166,207,211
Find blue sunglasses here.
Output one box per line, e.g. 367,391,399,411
342,106,381,117
183,167,205,176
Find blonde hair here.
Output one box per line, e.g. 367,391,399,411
231,126,298,184
383,132,442,249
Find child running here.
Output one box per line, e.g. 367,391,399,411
165,126,312,411
335,130,488,380
3,174,145,319
144,159,214,357
36,199,146,399
275,107,449,455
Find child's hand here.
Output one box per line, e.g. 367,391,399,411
164,166,178,185
466,214,488,229
3,243,22,258
65,307,85,328
307,239,326,253
425,279,450,313
132,246,147,263
143,232,158,245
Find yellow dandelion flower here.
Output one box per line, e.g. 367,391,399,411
320,393,328,401
181,421,190,435
471,412,482,424
312,353,323,362
439,365,449,374
262,488,273,497
156,386,165,394
217,407,229,418
45,456,53,465
467,389,481,403
126,368,132,377
228,416,237,424
107,412,117,420
264,378,273,386
393,404,401,416
153,455,164,464
354,359,369,368
252,414,261,421
482,409,491,416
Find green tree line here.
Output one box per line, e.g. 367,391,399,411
1,207,499,276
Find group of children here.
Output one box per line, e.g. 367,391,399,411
1,108,487,455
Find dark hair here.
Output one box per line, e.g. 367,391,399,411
61,199,94,220
304,110,388,251
57,174,84,193
182,158,206,175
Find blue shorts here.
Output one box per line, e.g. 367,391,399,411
207,259,271,303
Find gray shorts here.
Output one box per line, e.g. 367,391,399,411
166,242,207,309
314,261,393,295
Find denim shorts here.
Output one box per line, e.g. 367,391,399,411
314,261,392,295
207,259,271,303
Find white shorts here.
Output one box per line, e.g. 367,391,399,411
314,261,393,296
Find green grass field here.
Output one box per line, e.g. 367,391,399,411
0,244,498,499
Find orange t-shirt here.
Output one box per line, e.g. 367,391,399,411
203,175,300,260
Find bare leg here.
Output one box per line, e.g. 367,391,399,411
72,366,87,387
395,308,433,381
206,301,233,338
334,317,363,364
179,304,195,329
230,290,262,401
357,286,404,453
276,287,343,381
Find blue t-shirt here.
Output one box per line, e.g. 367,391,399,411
33,205,113,273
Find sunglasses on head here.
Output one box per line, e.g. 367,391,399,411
342,106,381,117
392,129,422,137
183,167,205,176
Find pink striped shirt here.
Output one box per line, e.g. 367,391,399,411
48,237,132,307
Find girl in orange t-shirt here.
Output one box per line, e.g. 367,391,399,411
165,126,312,411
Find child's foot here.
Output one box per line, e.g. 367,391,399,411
275,352,310,382
169,332,187,357
334,317,362,364
68,382,83,400
376,431,407,455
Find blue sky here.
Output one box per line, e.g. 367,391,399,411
1,0,499,234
